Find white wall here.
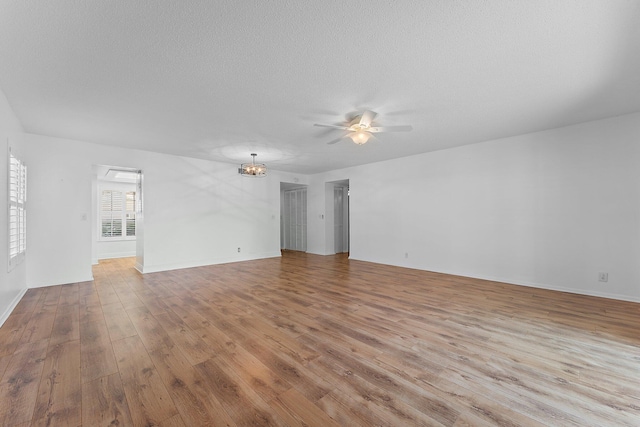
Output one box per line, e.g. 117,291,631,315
8,96,640,303
22,133,291,287
0,89,27,326
310,113,640,302
97,239,136,260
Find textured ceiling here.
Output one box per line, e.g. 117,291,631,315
1,0,639,174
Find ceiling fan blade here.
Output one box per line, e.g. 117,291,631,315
359,110,377,127
369,125,413,133
314,123,350,130
327,136,346,145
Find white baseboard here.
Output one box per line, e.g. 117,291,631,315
138,251,282,274
434,269,640,304
97,251,136,261
501,278,640,304
0,288,27,328
349,256,640,304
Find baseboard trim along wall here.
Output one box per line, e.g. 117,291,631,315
97,251,136,261
0,288,27,328
349,256,640,304
137,251,283,274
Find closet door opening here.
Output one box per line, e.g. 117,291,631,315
333,184,349,254
280,183,307,252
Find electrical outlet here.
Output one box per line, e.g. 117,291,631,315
405,252,408,259
598,272,608,282
237,247,241,253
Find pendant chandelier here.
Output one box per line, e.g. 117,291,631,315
238,153,267,177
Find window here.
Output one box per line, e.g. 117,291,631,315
101,189,135,239
8,149,27,270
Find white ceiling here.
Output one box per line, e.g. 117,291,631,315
1,1,639,174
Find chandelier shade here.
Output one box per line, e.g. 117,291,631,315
239,153,267,177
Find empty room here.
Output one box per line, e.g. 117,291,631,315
0,1,639,426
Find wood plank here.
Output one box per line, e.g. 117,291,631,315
0,340,49,425
195,358,288,427
155,310,217,365
31,340,82,427
160,414,187,427
235,315,320,365
316,388,393,427
214,331,293,403
79,301,104,324
127,305,176,353
10,288,45,315
81,373,134,427
95,282,120,306
0,253,638,426
112,335,178,426
79,320,118,383
0,311,32,358
165,295,212,330
311,353,445,426
18,303,57,344
57,283,79,307
101,302,137,342
148,344,237,427
49,303,80,346
137,293,170,315
268,387,341,427
216,319,333,402
41,286,62,306
113,286,145,310
0,354,10,380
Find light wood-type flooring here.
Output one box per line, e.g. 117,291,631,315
0,251,639,426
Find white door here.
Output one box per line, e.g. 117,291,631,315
334,186,349,253
283,188,307,251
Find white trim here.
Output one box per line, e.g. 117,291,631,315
349,256,640,304
28,274,94,289
0,288,27,328
99,236,136,242
499,277,640,304
97,251,136,260
138,251,282,274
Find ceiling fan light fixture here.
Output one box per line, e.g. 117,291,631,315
350,130,371,145
239,153,267,177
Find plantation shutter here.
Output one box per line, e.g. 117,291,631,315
9,151,27,270
101,190,123,237
125,191,136,236
100,189,136,238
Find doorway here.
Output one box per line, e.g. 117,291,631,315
91,165,143,268
281,183,307,252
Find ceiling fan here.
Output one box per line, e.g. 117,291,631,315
314,110,412,145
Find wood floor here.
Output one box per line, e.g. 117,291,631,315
0,252,638,426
